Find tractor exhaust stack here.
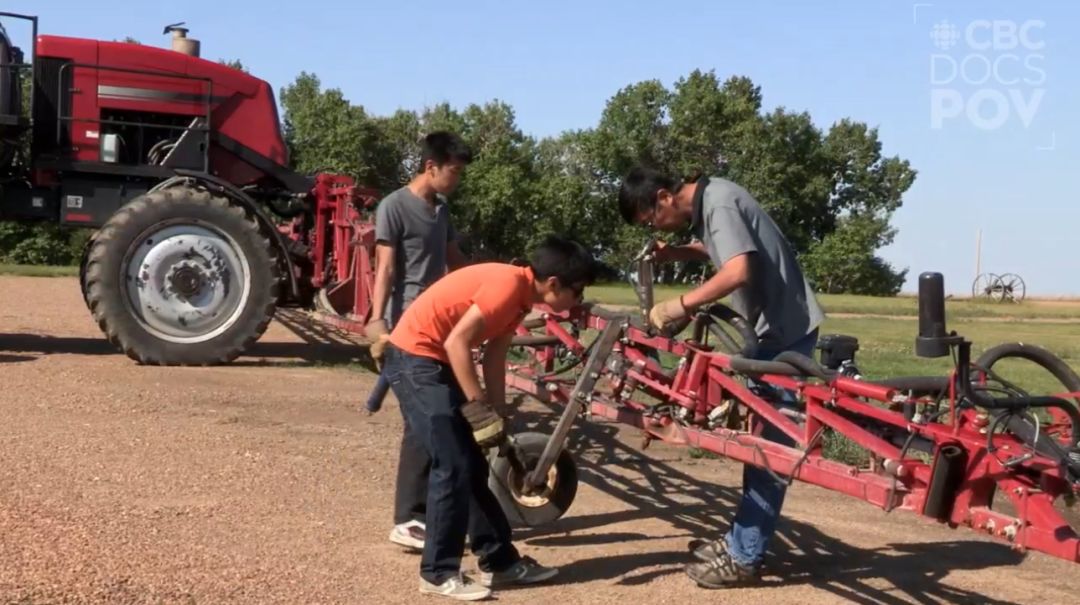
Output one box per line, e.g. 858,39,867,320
163,22,200,58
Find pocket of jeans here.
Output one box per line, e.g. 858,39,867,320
408,360,443,381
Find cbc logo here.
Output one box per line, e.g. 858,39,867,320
929,19,1047,130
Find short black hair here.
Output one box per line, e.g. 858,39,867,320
529,235,597,288
419,131,473,171
617,165,682,225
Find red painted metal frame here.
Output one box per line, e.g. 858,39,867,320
290,198,1079,564
505,305,1080,564
287,174,381,332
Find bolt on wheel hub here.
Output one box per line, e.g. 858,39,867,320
166,262,209,298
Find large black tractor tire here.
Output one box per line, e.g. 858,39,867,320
83,187,279,365
488,431,579,528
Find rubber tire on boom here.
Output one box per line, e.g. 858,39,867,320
83,187,279,365
488,432,579,528
974,343,1080,453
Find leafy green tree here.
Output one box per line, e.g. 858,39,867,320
444,101,539,261
0,65,917,294
370,109,422,189
801,214,907,295
278,72,384,185
217,59,247,72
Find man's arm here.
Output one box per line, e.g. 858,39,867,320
370,243,395,324
481,332,513,411
654,240,710,263
444,305,488,402
446,239,468,272
681,252,752,311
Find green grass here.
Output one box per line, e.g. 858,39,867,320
586,282,1080,320
0,264,79,277
580,282,1080,395
822,316,1080,395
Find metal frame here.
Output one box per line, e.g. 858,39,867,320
55,62,213,173
502,302,1080,564
0,12,37,126
285,198,1080,565
291,174,381,326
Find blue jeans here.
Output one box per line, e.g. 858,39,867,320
366,314,398,413
381,345,520,584
365,372,391,413
723,329,819,568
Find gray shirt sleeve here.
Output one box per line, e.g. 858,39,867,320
375,198,404,245
706,204,758,264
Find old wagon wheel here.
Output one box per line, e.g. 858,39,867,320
972,273,999,300
996,273,1026,303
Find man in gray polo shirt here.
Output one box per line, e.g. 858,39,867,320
617,165,825,588
364,131,470,552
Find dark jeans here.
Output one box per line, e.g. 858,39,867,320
382,345,520,584
392,404,431,526
723,329,819,568
366,317,430,527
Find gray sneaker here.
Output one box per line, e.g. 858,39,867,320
419,574,491,601
687,538,728,562
479,556,559,588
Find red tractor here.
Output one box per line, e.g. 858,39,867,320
0,13,378,365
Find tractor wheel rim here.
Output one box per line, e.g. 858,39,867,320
508,463,559,508
122,222,251,344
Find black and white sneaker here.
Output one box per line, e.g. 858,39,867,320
389,520,425,551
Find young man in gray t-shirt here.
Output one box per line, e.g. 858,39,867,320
617,165,825,589
364,132,470,552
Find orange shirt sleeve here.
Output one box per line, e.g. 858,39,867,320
469,271,526,338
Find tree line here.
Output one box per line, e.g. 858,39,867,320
1,65,916,295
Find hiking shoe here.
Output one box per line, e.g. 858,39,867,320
419,574,491,601
685,549,760,588
389,521,425,551
479,556,559,588
687,538,729,562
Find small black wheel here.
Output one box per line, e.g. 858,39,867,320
488,432,578,528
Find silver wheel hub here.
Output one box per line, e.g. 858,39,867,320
124,224,251,344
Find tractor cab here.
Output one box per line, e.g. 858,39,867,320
0,12,304,227
0,15,30,170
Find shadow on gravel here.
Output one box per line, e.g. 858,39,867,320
0,310,376,370
509,405,1025,605
0,353,35,363
235,309,374,370
0,334,116,356
0,332,371,368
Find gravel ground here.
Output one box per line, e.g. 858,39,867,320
2,275,1079,605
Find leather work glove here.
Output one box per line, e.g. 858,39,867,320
365,319,391,370
461,395,506,449
648,296,692,337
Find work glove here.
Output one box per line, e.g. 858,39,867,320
461,394,506,449
365,319,391,371
648,296,692,337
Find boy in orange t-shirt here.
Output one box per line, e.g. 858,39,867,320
382,235,596,600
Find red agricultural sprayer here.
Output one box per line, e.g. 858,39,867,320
486,242,1080,565
2,12,1078,567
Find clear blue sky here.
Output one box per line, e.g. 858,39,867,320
6,1,1078,295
